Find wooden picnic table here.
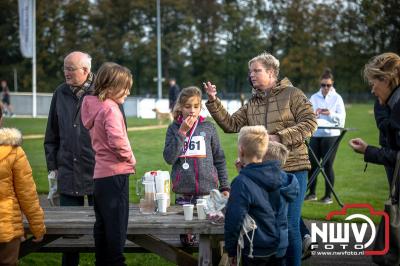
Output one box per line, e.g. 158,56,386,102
21,205,225,266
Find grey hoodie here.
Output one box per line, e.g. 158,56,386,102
163,118,229,195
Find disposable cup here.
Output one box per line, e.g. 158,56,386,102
183,204,194,221
156,193,168,213
196,198,206,205
196,203,206,220
202,195,210,201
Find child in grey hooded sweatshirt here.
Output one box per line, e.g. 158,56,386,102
163,86,230,206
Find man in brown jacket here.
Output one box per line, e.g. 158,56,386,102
204,51,317,266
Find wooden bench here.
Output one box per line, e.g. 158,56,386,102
37,234,197,254
34,234,229,266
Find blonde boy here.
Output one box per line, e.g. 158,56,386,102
264,141,289,166
264,140,299,260
238,126,269,165
235,140,289,173
225,126,286,265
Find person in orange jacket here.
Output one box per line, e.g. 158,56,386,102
0,106,46,265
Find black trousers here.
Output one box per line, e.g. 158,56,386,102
60,193,94,266
308,136,340,197
93,174,129,266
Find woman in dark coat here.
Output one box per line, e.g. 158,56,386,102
349,52,400,186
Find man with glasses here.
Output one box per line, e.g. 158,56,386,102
44,51,96,266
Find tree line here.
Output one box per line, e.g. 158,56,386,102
0,0,399,99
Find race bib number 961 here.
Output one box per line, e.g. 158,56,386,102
179,136,206,158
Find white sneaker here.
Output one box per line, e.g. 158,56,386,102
302,234,312,260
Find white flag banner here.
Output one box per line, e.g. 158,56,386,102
18,0,33,58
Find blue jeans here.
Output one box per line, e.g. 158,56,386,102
285,170,307,266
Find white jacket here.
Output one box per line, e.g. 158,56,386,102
309,88,346,137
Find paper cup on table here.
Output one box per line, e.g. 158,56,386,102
183,204,194,221
156,193,168,213
202,195,210,201
196,203,206,220
196,198,206,205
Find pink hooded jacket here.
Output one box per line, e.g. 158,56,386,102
81,96,135,179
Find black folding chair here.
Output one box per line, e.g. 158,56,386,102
306,127,356,207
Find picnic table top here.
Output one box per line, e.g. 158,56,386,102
29,205,224,235
22,205,225,265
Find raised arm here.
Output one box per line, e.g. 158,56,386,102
163,124,186,165
204,82,248,133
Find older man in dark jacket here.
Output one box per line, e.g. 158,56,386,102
44,51,126,266
44,51,95,266
45,52,95,200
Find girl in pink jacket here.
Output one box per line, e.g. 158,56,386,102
81,62,136,266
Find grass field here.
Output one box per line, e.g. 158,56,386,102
3,103,389,265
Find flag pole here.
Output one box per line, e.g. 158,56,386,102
156,0,162,100
32,0,37,117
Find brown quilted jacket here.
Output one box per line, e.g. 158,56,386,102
206,78,317,172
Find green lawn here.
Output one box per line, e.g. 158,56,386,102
2,103,389,265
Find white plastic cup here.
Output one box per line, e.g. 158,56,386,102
202,195,210,201
196,203,206,220
155,175,166,193
156,193,168,213
196,198,206,205
183,204,194,221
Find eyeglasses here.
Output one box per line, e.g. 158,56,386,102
62,66,83,72
320,83,332,88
